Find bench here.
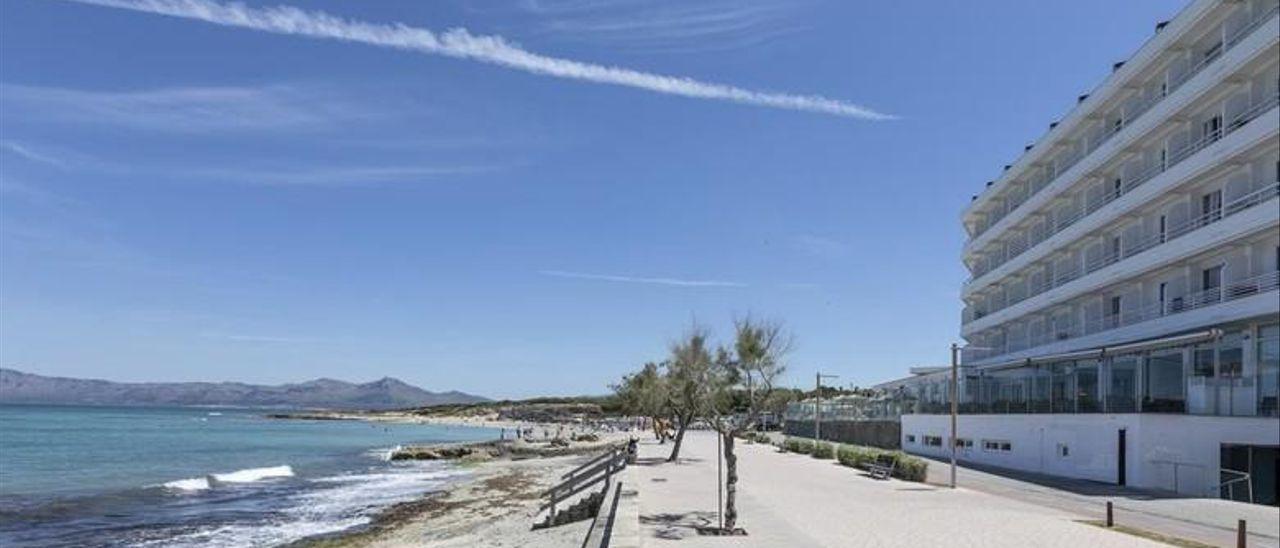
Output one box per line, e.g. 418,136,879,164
866,455,896,480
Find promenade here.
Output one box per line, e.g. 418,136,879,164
628,431,1164,547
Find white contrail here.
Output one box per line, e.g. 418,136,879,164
68,0,894,120
539,270,746,288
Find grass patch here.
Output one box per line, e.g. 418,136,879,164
1077,520,1216,548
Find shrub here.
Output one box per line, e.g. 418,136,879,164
784,437,815,454
834,445,929,482
811,442,835,459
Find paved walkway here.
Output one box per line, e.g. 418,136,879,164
630,431,1164,547
915,453,1279,547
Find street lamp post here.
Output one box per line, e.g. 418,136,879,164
814,372,839,442
949,343,959,489
950,343,992,489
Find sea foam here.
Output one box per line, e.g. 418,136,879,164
162,465,294,491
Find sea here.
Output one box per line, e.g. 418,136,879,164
0,404,499,547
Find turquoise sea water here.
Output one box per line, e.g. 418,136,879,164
0,404,498,547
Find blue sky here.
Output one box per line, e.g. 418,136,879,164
0,0,1188,399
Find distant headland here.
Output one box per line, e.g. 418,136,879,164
0,368,488,410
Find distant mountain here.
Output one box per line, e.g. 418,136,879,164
0,368,488,410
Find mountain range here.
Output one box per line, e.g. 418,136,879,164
0,368,487,410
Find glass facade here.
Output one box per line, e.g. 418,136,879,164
1108,356,1138,413
1260,325,1279,417
895,323,1280,417
1144,351,1186,413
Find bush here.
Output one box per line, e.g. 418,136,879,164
811,442,835,459
835,445,929,482
783,437,815,454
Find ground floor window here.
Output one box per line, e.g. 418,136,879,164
1143,351,1185,413
982,440,1012,452
905,434,916,444
1108,355,1138,413
923,435,942,447
1259,324,1279,417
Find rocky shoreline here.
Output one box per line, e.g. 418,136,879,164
276,412,633,548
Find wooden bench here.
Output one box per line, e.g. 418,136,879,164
866,455,896,480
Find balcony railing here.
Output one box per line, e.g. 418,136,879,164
964,90,1279,284
968,6,1278,243
961,181,1280,326
965,268,1280,363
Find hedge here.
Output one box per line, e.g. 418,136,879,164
783,437,815,454
811,442,835,459
835,445,928,482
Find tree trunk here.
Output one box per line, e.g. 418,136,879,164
722,432,738,531
667,417,689,462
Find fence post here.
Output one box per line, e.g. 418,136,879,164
1237,519,1246,548
1105,501,1113,528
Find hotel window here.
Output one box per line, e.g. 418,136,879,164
1143,350,1185,413
1193,341,1215,378
954,438,973,449
906,435,916,444
1111,177,1122,198
1203,114,1222,141
1158,215,1167,243
1219,331,1244,379
1057,444,1070,458
1258,325,1279,417
982,440,1012,452
923,436,943,447
1107,355,1138,413
1158,282,1168,314
1202,264,1223,303
1201,190,1222,222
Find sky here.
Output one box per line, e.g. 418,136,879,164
0,0,1190,399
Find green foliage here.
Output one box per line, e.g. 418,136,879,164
784,437,815,454
811,442,835,459
834,445,929,482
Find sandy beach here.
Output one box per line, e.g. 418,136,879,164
282,411,637,548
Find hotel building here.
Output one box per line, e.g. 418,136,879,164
891,0,1280,504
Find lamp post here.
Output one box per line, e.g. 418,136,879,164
949,343,960,489
815,372,839,442
950,344,992,489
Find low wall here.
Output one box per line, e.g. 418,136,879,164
783,419,901,449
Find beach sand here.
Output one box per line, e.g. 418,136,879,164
290,414,636,548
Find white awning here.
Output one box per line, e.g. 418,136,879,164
1101,329,1221,356
978,329,1222,371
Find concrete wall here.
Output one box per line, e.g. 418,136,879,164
784,419,900,450
900,413,1280,497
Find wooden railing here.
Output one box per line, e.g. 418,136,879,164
541,445,630,522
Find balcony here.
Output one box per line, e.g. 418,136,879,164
963,90,1279,291
967,6,1278,244
961,181,1279,326
965,269,1280,363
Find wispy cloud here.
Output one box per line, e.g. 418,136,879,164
520,0,804,54
1,141,69,167
180,164,501,186
0,139,496,187
539,269,746,287
793,234,850,260
68,0,894,120
200,331,314,344
0,83,376,133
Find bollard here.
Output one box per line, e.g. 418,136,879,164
1105,501,1113,527
1237,519,1246,548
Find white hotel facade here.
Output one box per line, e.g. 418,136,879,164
888,0,1280,504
